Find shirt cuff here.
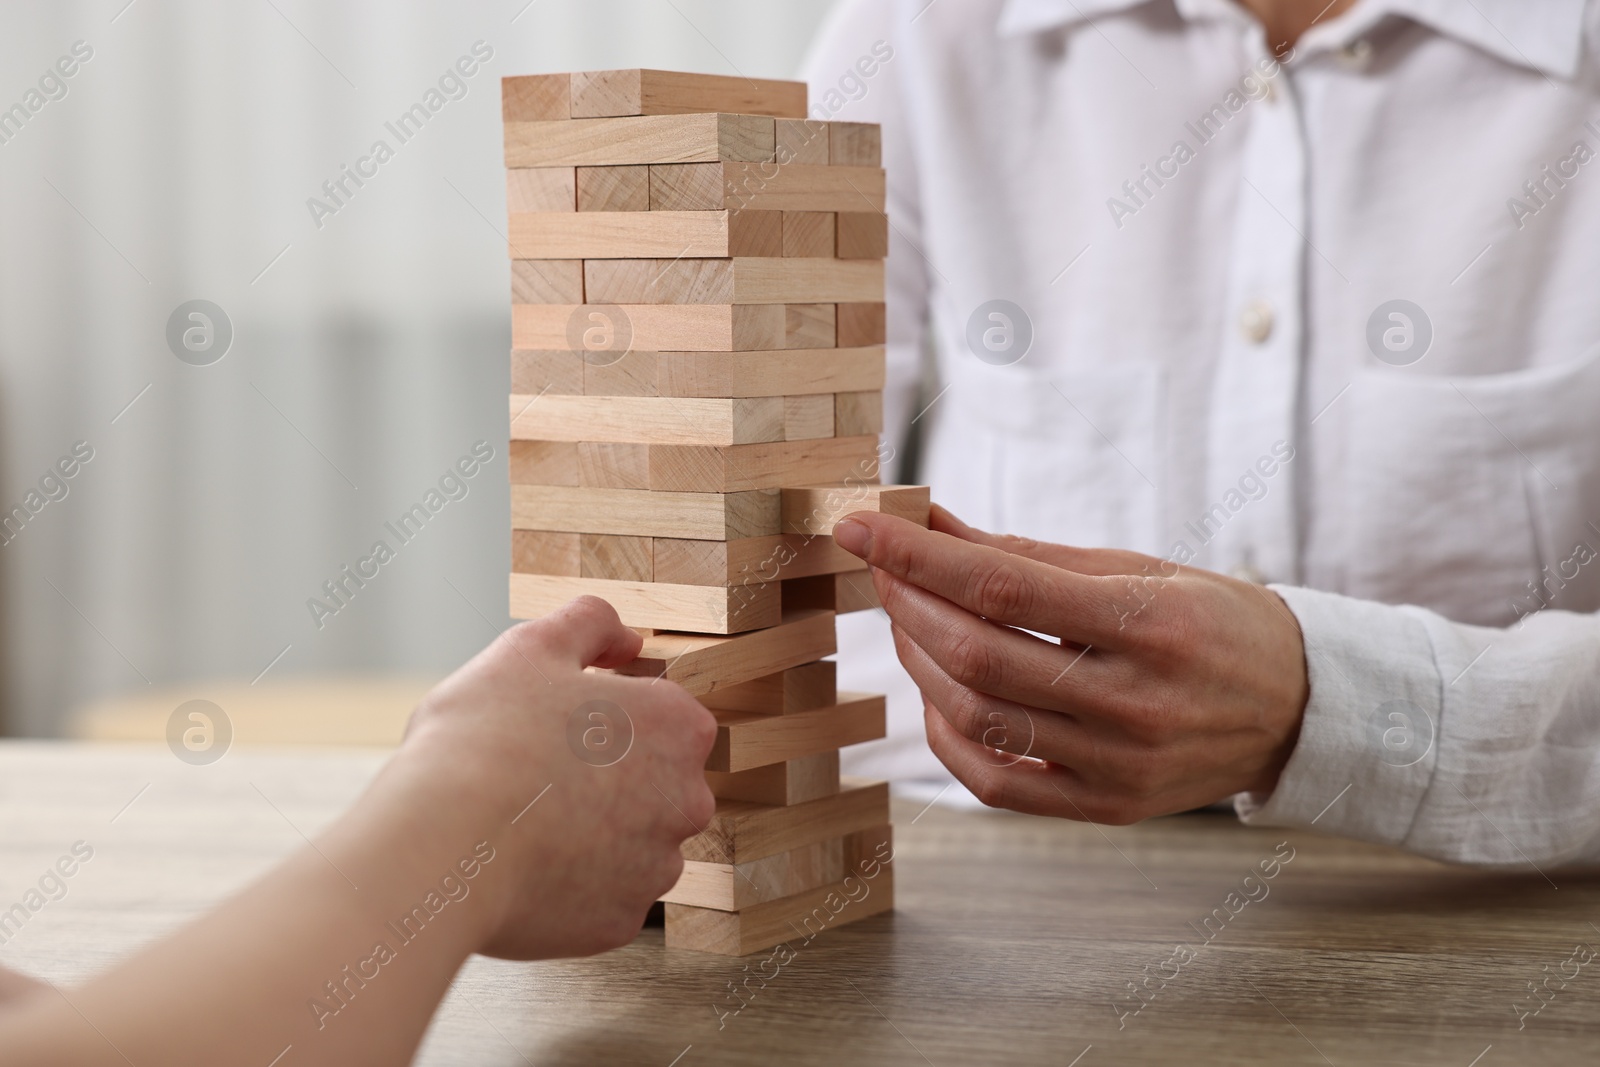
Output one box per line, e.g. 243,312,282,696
1233,584,1444,849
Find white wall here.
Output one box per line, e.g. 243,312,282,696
0,0,840,735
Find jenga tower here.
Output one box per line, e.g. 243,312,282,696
500,69,928,956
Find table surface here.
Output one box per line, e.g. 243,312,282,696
1,742,1596,1066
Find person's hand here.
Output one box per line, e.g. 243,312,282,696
397,596,716,959
832,506,1308,823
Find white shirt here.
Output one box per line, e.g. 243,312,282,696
805,0,1600,865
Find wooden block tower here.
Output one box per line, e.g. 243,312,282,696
501,69,927,955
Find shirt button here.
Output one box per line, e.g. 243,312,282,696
1339,38,1373,67
1231,564,1268,585
1238,300,1274,344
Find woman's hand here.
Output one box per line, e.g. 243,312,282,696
834,506,1309,823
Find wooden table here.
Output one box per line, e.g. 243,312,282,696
1,742,1596,1065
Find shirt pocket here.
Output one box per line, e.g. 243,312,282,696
1343,348,1600,626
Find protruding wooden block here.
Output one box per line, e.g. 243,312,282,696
509,440,581,486
650,163,885,213
783,394,835,441
834,390,884,437
570,69,806,120
649,434,880,493
702,662,837,715
775,119,830,165
576,165,650,211
576,441,650,490
705,751,840,806
510,350,584,395
505,114,775,168
707,694,886,772
509,394,785,446
681,777,889,865
509,573,778,634
502,74,570,121
783,571,881,614
580,533,652,582
653,535,866,588
830,122,882,166
584,259,884,306
785,304,836,349
512,485,779,541
510,260,584,304
657,347,885,399
782,484,931,536
782,212,836,258
662,834,843,910
611,610,837,697
583,350,659,397
507,168,576,213
511,530,581,576
509,210,782,259
512,304,788,353
836,212,888,259
837,302,887,347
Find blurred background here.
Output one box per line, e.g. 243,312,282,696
0,0,843,738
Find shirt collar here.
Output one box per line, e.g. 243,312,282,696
995,0,1589,79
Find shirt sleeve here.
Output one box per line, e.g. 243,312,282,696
1237,584,1600,867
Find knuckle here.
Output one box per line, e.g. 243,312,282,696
969,564,1034,620
943,627,1001,691
969,770,1015,811
943,687,990,744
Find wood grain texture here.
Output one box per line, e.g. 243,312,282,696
583,350,659,397
570,69,807,119
682,778,889,865
775,119,830,165
836,302,886,347
513,304,788,353
510,260,585,304
784,304,836,349
834,390,884,436
501,74,570,121
510,350,585,395
509,440,581,486
781,484,930,536
661,836,844,911
781,212,835,258
511,485,779,541
580,533,652,582
509,573,778,634
506,168,576,212
511,530,582,576
509,395,785,446
656,347,885,399
509,210,781,259
583,259,884,306
505,114,775,168
782,394,834,441
610,609,836,696
651,533,866,587
704,751,840,806
707,694,886,772
829,122,882,166
576,442,651,490
650,162,885,213
648,434,881,493
836,211,888,259
576,165,650,211
701,662,837,715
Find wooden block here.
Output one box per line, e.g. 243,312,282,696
783,571,881,614
506,168,576,213
658,347,885,399
785,304,836,349
511,486,779,540
577,441,650,490
580,533,652,582
570,69,806,120
782,484,931,536
783,394,834,441
681,777,888,865
576,165,650,211
509,394,785,446
782,212,836,258
505,114,775,168
512,304,788,353
661,835,843,910
834,391,884,437
653,535,866,588
508,440,581,487
509,210,782,260
612,610,836,697
702,662,837,715
707,694,886,772
509,573,778,634
649,434,881,493
830,122,882,166
583,349,658,397
650,163,885,213
837,303,886,347
836,212,888,259
502,74,570,121
775,119,830,165
584,259,884,306
704,751,840,806
510,260,584,304
511,530,581,576
510,350,584,395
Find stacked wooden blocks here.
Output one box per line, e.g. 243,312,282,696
501,69,928,956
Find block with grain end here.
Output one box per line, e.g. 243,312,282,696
835,390,884,437
580,533,652,582
649,434,881,493
509,394,784,446
583,350,658,397
661,835,842,911
510,350,584,395
701,662,836,715
513,303,788,353
837,212,889,259
785,304,836,349
509,441,580,486
502,74,570,121
782,212,836,258
505,114,775,168
704,751,840,807
837,302,886,347
509,573,778,634
512,530,581,576
576,165,650,211
512,485,778,541
584,259,884,306
783,571,881,615
510,260,584,304
830,122,882,166
653,534,866,588
570,69,806,120
509,210,780,260
657,347,885,399
707,694,886,772
782,484,931,536
776,119,830,165
650,162,885,213
611,609,836,696
507,168,575,213
783,394,834,441
680,777,889,865
576,441,650,489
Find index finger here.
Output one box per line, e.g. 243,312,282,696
833,512,1133,648
510,595,645,670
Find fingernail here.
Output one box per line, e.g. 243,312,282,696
833,518,873,557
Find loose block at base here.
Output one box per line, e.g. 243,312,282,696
611,610,836,697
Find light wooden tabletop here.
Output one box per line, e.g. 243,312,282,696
1,741,1595,1066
